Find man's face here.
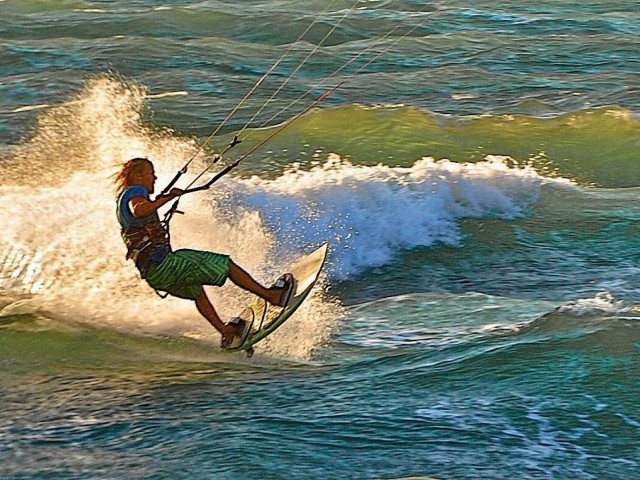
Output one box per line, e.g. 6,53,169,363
139,163,157,194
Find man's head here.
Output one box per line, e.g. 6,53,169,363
114,157,155,195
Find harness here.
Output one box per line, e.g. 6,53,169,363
121,221,170,276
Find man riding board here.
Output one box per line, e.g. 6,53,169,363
114,157,294,349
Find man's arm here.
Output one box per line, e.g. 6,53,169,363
129,188,183,219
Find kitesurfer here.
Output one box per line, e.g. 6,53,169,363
114,157,294,349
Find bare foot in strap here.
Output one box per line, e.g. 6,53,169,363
220,318,251,350
271,273,295,307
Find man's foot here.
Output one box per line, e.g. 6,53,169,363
220,318,252,350
271,273,295,307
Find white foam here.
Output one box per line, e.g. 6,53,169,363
556,291,626,317
224,154,553,279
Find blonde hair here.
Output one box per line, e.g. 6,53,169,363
113,157,152,196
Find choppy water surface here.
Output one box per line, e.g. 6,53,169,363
1,1,639,478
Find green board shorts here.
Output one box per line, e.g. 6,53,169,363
145,249,230,300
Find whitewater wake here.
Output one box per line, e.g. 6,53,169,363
0,75,573,359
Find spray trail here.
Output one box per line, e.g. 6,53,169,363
0,76,341,360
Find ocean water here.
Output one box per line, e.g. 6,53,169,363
1,1,640,479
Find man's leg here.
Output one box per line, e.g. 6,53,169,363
195,289,237,340
228,261,285,305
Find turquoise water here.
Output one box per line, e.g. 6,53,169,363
1,1,639,479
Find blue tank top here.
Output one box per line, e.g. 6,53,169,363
116,185,170,267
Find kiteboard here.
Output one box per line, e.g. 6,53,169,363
226,243,328,357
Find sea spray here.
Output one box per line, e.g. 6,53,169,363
0,77,341,359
